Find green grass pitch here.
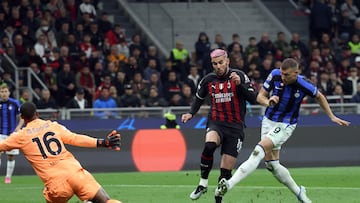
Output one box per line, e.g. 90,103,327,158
0,167,359,203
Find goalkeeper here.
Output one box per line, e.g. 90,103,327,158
0,102,122,203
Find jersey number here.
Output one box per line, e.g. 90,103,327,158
32,132,62,159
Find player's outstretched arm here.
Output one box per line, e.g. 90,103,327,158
316,92,351,126
97,130,121,151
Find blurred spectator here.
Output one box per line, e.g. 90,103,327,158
66,87,90,109
14,23,36,49
46,0,65,19
244,36,258,60
274,31,291,58
35,19,57,49
93,86,118,119
95,74,113,99
57,62,76,107
119,84,141,107
123,56,143,82
79,0,97,20
259,58,273,81
179,84,194,106
147,72,163,97
65,0,78,21
186,65,201,93
41,65,58,98
117,38,130,58
107,45,127,72
97,12,112,35
257,32,276,59
34,34,51,59
129,33,147,58
131,71,149,100
1,72,15,95
229,42,243,64
105,24,126,46
8,6,23,30
109,85,122,107
2,24,15,47
93,62,105,87
113,71,127,96
144,45,161,71
337,9,354,39
348,33,360,55
56,21,71,47
317,72,333,95
143,58,160,81
19,88,32,104
79,33,96,59
55,8,73,32
170,40,190,80
340,0,359,21
227,33,242,53
74,22,85,42
145,87,168,107
290,32,310,58
343,67,360,95
194,32,211,66
350,82,360,102
75,65,96,105
0,10,6,33
331,84,349,103
34,88,58,109
64,33,80,57
309,0,332,42
212,33,227,50
163,70,182,102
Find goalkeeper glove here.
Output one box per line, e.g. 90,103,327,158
97,130,121,151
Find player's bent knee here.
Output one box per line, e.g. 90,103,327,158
265,161,274,172
203,142,217,157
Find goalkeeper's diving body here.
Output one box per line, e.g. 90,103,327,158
0,102,122,203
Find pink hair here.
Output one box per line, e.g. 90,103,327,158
210,49,228,58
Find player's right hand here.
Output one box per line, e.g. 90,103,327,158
181,113,193,123
268,96,279,107
97,130,121,151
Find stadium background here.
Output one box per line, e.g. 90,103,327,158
7,114,360,175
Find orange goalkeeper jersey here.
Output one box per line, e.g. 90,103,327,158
0,119,97,187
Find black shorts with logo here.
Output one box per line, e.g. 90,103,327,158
206,120,245,157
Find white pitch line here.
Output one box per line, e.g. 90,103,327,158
3,184,360,191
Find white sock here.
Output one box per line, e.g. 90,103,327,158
199,178,208,187
268,160,300,195
6,160,15,177
228,145,265,189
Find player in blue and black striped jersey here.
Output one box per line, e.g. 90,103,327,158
182,49,256,203
0,83,24,184
217,58,350,203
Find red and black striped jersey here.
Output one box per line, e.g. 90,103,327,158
191,68,256,128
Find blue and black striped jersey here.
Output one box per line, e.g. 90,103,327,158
0,98,21,135
262,69,317,124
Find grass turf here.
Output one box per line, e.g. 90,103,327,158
0,166,359,203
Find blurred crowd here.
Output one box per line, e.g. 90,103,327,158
0,0,359,118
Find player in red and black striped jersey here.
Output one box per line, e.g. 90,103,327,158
182,49,256,203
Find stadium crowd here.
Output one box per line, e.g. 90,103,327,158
0,0,359,114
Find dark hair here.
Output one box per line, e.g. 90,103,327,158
20,102,37,120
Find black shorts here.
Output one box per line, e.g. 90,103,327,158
207,121,245,157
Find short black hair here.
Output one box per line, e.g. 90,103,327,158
20,102,37,120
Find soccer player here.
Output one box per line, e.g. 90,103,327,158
0,83,24,184
181,48,256,203
216,58,350,202
0,102,122,203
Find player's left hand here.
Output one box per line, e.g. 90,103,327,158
97,130,121,151
230,72,241,85
331,117,350,126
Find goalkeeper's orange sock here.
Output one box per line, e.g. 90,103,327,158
107,200,122,203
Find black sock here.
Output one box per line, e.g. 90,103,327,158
200,142,217,179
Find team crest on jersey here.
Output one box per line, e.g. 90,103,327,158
227,81,231,88
294,90,300,98
8,105,12,110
